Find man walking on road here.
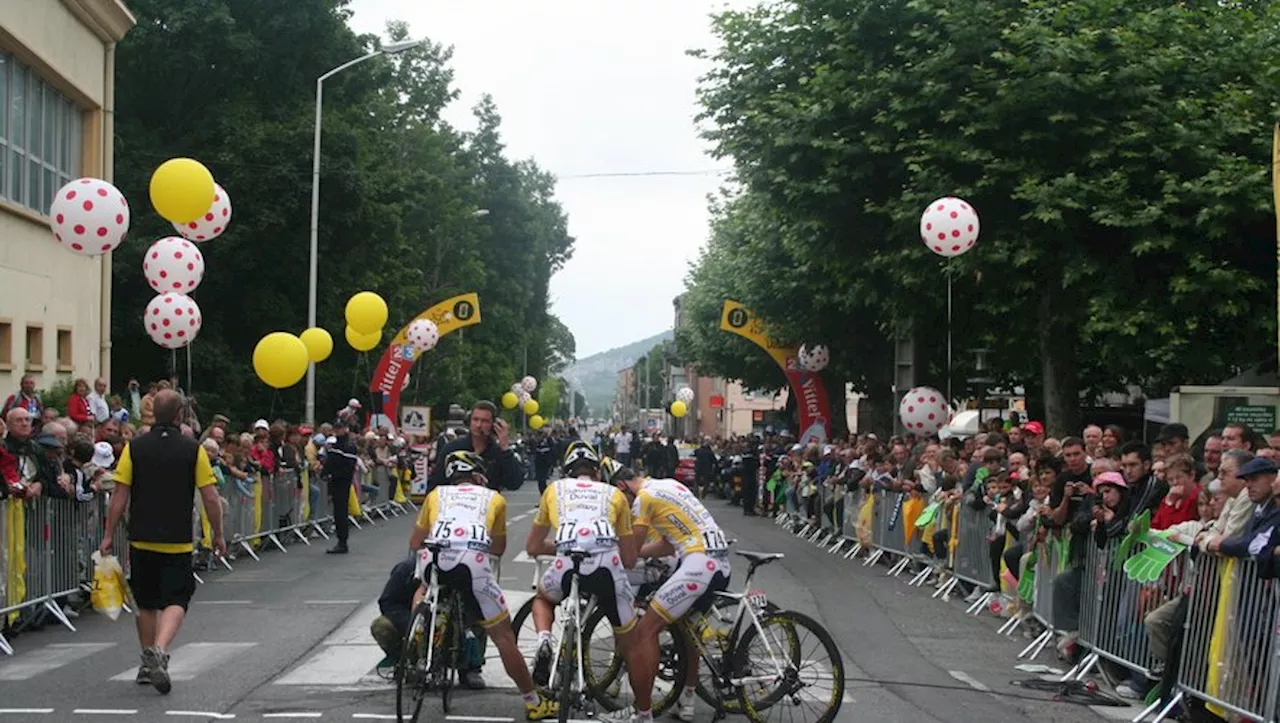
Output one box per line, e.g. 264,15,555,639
99,390,226,695
323,418,360,554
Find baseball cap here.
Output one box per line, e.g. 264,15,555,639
1236,457,1278,479
253,419,269,430
34,433,64,449
1022,421,1045,436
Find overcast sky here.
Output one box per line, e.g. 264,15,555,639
345,0,744,359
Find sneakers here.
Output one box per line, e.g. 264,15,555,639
1115,682,1141,700
676,689,696,722
602,705,653,723
135,660,151,685
462,669,486,689
524,689,559,721
532,639,553,687
142,646,171,694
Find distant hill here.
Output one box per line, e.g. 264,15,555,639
565,330,674,415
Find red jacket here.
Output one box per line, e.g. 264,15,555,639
68,393,92,424
1152,485,1200,530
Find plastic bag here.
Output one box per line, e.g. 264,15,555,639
347,484,362,517
90,551,131,621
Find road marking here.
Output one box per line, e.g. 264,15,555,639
165,713,235,720
351,715,397,720
73,711,137,716
275,644,384,685
321,600,382,645
0,710,54,715
304,600,361,605
196,600,253,605
510,511,532,523
112,642,256,681
948,670,991,692
0,642,116,680
447,717,515,722
263,715,323,719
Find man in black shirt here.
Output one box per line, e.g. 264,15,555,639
427,400,521,493
369,557,417,667
1118,440,1169,516
323,419,359,554
1049,436,1098,657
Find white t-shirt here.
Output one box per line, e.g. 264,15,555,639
614,432,632,455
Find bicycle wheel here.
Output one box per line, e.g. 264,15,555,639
396,604,429,723
695,598,798,712
581,606,685,715
732,610,845,723
440,593,463,714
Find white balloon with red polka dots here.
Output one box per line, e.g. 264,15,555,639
405,319,440,351
48,178,131,256
898,386,951,433
920,197,979,258
172,183,232,242
144,292,202,350
143,237,205,294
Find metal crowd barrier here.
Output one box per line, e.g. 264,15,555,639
0,469,417,655
1013,536,1063,661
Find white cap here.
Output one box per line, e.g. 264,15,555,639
253,419,269,430
92,441,115,468
325,435,337,445
348,398,362,409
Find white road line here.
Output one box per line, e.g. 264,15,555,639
0,710,54,715
304,600,361,605
165,713,235,720
510,511,532,523
947,670,991,692
112,642,256,682
263,714,323,719
320,600,382,645
446,717,515,722
73,710,137,716
274,644,384,685
351,715,397,720
0,642,115,681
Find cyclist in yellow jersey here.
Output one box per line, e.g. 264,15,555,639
610,469,732,723
525,442,644,694
408,450,557,720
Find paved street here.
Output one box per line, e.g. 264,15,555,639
0,487,1135,722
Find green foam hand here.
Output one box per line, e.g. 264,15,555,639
1122,531,1187,583
1114,509,1152,570
1017,550,1038,602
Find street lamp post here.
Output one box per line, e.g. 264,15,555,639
305,39,424,425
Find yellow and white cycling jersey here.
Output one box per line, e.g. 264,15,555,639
416,483,507,553
534,477,634,553
632,478,728,558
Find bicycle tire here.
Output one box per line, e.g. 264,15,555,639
396,604,429,723
694,598,796,712
581,606,685,715
732,610,845,723
557,620,575,723
441,592,465,714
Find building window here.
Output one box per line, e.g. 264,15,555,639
56,326,72,371
0,51,83,214
0,320,11,370
24,324,43,370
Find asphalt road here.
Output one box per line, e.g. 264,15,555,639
0,486,1135,723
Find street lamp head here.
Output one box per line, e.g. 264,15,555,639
383,39,424,54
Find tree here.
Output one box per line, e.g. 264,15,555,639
688,0,1280,435
111,0,575,426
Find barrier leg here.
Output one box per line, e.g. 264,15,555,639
966,591,992,615
41,599,77,633
1070,652,1099,681
291,527,311,545
1131,692,1166,722
998,614,1022,636
863,548,885,567
267,533,287,553
238,539,261,561
828,538,847,555
0,631,12,655
844,543,863,560
933,576,959,600
348,515,363,530
796,523,811,538
908,563,933,587
310,520,329,540
1148,690,1183,723
1017,628,1052,659
887,555,912,577
193,571,204,585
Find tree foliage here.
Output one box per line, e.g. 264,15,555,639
682,0,1280,434
110,0,575,425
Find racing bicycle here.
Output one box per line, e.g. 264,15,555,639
396,540,468,723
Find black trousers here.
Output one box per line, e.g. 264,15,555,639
328,478,352,544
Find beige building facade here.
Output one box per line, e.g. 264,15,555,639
0,0,134,396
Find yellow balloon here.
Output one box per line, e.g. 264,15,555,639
345,292,388,335
529,414,545,430
501,391,519,409
670,400,688,418
345,325,381,352
299,327,333,363
253,332,309,389
523,398,539,416
150,158,216,224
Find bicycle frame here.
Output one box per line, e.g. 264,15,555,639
546,553,593,699
423,563,442,673
688,560,790,693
